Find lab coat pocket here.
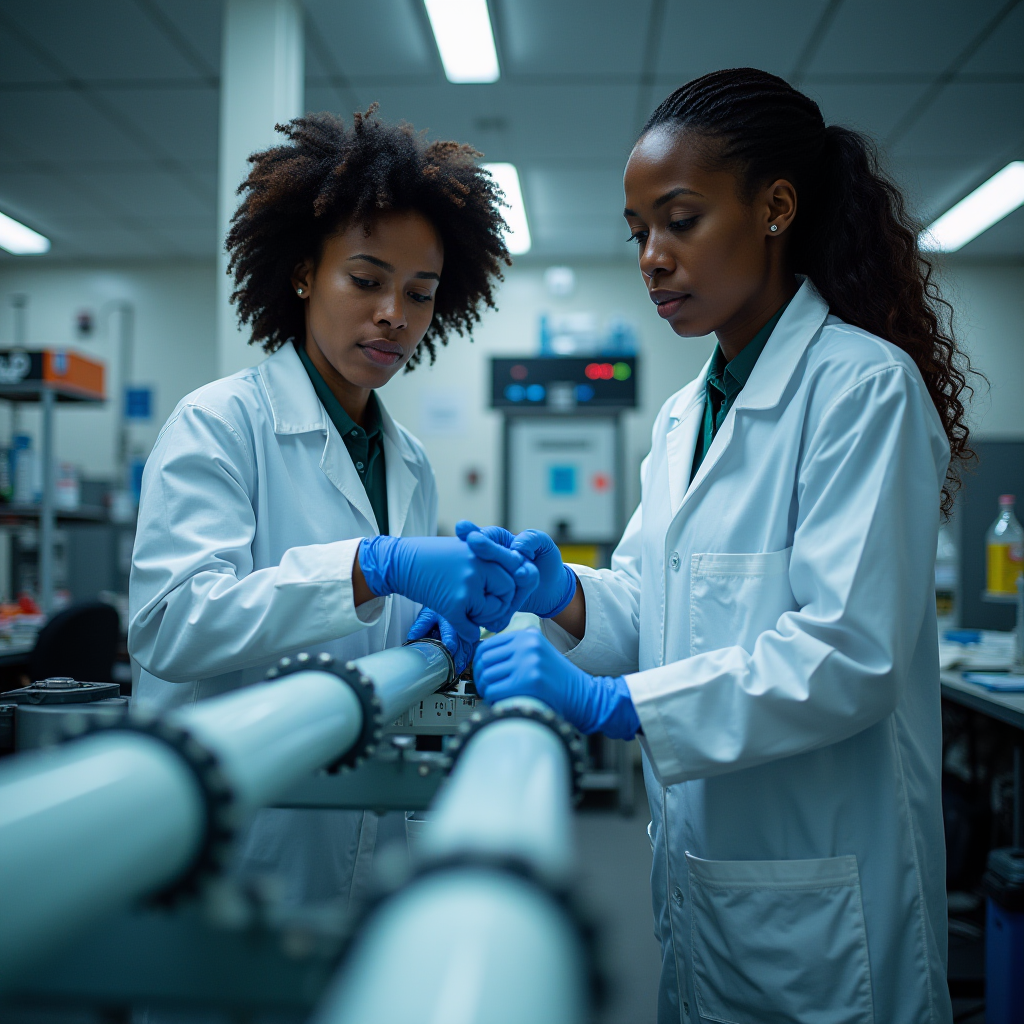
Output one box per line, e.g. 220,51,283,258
686,852,874,1024
689,548,794,655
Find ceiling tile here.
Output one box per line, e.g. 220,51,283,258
3,0,211,83
893,82,1024,159
94,87,220,164
0,90,152,163
499,0,648,77
147,0,222,75
304,0,435,79
806,82,931,141
655,0,830,81
807,0,1009,76
961,0,1024,76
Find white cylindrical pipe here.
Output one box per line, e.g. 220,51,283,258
0,732,205,989
173,669,363,814
351,642,452,723
422,715,574,885
317,870,587,1024
319,711,584,1024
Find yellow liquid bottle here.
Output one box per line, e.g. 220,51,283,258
986,494,1024,595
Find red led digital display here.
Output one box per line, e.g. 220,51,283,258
585,362,614,380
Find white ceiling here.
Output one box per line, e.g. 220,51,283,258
0,0,1021,263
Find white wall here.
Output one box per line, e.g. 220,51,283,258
937,263,1024,440
0,262,217,481
378,262,716,533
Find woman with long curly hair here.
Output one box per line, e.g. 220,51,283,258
466,69,970,1022
127,108,533,906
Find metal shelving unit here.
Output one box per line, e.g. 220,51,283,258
0,350,106,613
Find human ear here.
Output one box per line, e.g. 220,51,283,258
764,179,797,237
291,258,314,299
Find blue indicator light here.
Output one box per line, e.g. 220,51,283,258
526,384,546,402
504,384,526,402
575,384,595,402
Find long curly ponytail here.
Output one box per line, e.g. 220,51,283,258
643,68,976,515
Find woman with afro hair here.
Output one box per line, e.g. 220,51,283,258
127,107,534,906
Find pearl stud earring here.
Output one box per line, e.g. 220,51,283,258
296,287,304,295
770,224,778,232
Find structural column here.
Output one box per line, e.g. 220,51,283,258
216,0,304,378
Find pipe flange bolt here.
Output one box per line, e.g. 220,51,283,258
445,702,588,800
266,652,383,772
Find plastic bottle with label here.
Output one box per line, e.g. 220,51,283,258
935,523,958,630
986,494,1024,596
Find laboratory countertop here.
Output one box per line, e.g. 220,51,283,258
940,670,1024,732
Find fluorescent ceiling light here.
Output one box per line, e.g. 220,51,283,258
483,162,531,255
920,161,1024,253
0,210,50,255
424,0,499,83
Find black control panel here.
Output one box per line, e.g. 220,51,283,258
491,356,637,410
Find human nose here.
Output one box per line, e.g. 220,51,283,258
638,229,675,284
374,286,407,331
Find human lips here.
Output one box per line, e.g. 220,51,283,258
650,289,690,319
358,339,405,367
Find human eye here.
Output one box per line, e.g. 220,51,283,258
408,290,433,304
350,275,378,289
626,229,648,245
669,216,698,232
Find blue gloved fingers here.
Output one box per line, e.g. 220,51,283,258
464,531,524,574
508,528,557,561
406,606,440,642
456,520,517,548
436,615,478,675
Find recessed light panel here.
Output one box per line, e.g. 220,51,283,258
424,0,500,84
0,211,50,255
483,163,531,255
920,162,1024,253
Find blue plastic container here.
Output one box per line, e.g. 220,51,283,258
984,848,1024,1024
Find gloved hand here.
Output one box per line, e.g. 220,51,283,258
455,521,577,619
473,630,640,740
358,536,538,641
407,607,477,675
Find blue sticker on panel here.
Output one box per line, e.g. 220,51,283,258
549,465,576,495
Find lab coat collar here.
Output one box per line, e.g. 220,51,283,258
258,343,421,535
259,343,329,436
731,277,829,412
664,277,829,516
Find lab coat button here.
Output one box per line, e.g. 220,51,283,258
356,462,364,471
669,551,681,571
672,886,684,905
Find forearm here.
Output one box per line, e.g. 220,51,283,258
352,541,376,606
551,573,586,639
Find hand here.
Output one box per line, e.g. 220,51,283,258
473,630,640,740
407,607,477,675
455,521,576,619
358,536,538,641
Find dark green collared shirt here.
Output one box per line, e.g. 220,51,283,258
690,301,790,482
297,345,389,535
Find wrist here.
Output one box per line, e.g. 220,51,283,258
541,565,578,619
357,535,399,597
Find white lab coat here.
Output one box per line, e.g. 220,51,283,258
129,342,435,907
543,280,953,1024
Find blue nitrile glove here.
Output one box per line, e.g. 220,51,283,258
473,630,640,740
358,535,538,641
407,607,477,675
455,521,577,619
